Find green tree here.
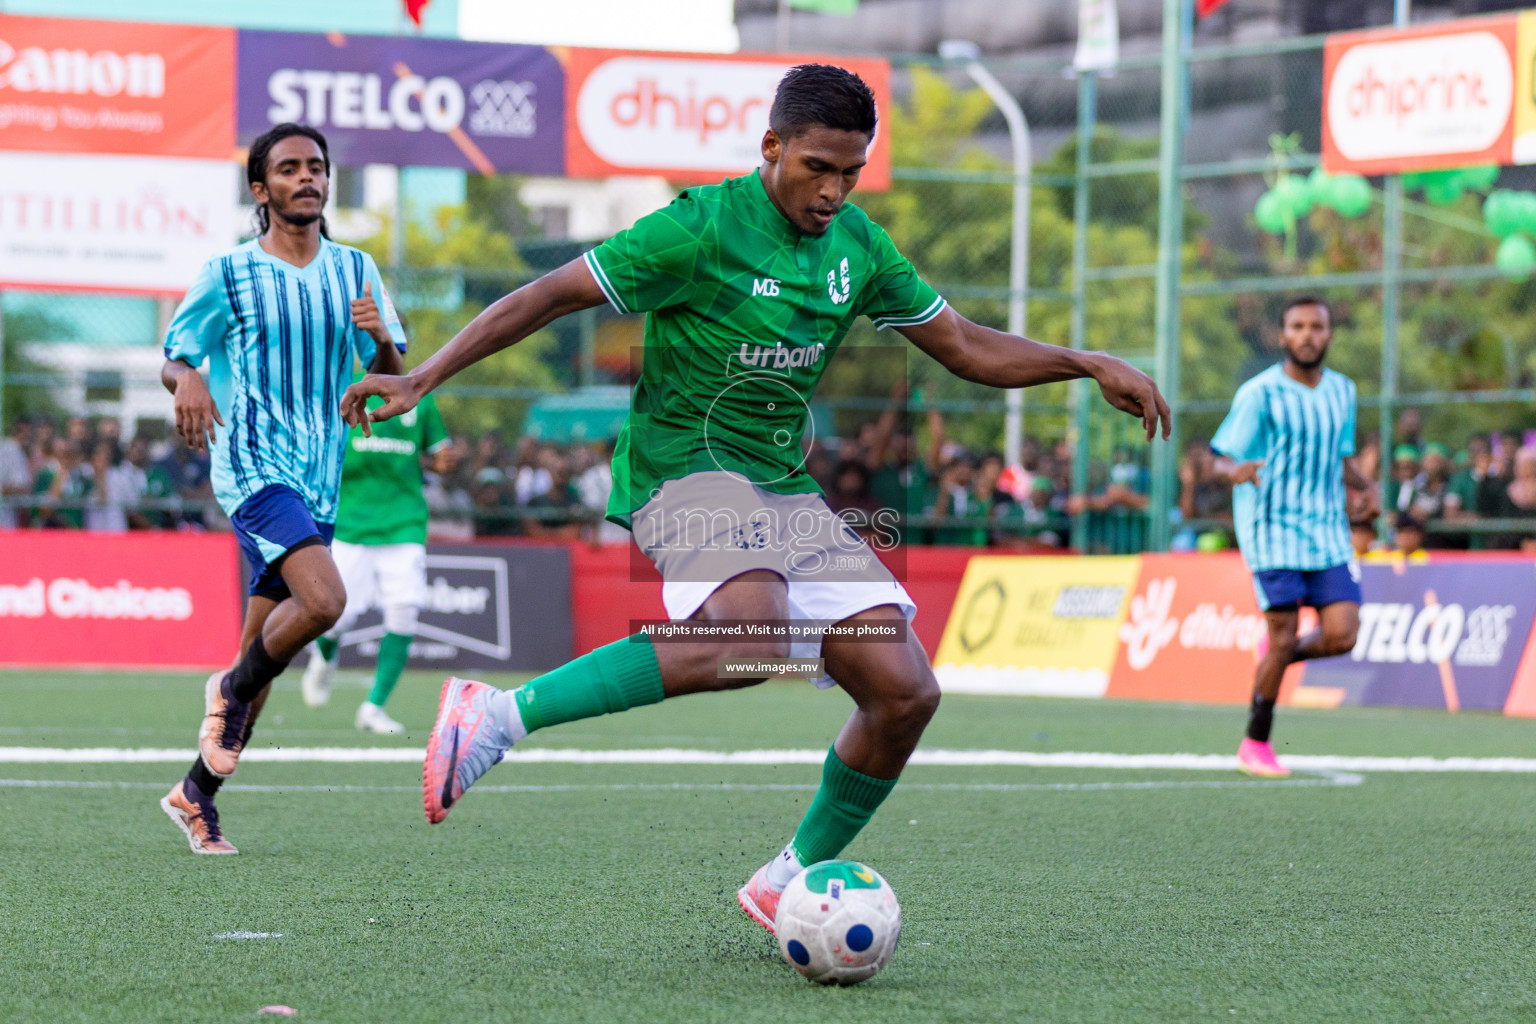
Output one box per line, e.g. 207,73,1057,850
2,309,70,430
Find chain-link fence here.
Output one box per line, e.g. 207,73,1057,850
6,16,1536,551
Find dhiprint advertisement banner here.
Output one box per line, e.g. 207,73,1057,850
563,49,892,189
1299,558,1536,712
0,531,242,668
1322,14,1519,174
932,556,1138,697
1105,554,1270,704
0,151,240,294
335,543,572,673
237,31,563,174
0,15,235,159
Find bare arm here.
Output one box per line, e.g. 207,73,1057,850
350,281,404,377
863,380,907,470
1212,455,1262,487
897,307,1171,441
342,259,605,433
161,358,224,453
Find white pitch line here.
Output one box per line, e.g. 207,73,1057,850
0,745,1533,772
0,774,1363,794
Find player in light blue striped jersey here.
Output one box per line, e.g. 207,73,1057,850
157,124,405,854
1211,296,1377,779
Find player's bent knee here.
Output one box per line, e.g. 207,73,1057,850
383,604,419,635
1323,629,1358,657
883,672,941,731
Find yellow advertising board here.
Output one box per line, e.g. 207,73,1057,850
933,556,1140,697
1516,11,1536,162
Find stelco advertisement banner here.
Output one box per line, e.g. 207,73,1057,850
0,14,235,160
563,48,893,188
1321,10,1536,173
935,551,1536,717
237,31,565,174
0,531,242,668
334,543,573,673
0,150,239,294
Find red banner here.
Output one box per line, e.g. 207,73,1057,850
562,48,892,189
0,531,243,668
0,15,236,159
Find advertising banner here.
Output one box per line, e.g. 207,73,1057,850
1300,558,1536,712
0,530,242,668
0,151,239,295
1105,553,1271,704
0,15,235,159
932,555,1138,696
335,543,572,674
237,31,564,174
1322,15,1518,174
563,49,892,188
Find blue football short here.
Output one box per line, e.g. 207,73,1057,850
230,484,335,600
1252,561,1362,612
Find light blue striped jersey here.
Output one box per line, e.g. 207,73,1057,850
1211,364,1357,572
163,238,406,522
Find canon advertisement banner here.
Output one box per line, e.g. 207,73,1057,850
0,531,242,668
335,543,572,674
0,151,239,294
0,15,235,160
563,49,892,188
1322,15,1518,174
1298,559,1536,712
237,31,564,173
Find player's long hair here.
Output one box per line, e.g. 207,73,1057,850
248,123,332,239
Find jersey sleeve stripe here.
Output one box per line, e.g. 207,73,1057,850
583,250,630,315
872,296,947,330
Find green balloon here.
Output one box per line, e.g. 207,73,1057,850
1401,171,1427,192
1512,193,1536,235
1306,166,1334,196
1496,234,1536,281
1457,163,1500,192
1330,174,1373,218
1254,190,1288,234
1484,190,1522,237
1423,176,1465,205
1274,174,1312,217
1196,531,1229,553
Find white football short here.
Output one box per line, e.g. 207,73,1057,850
331,539,428,636
629,470,916,688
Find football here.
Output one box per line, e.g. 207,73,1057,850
774,860,902,985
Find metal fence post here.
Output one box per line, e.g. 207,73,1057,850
1379,0,1411,534
1070,71,1096,551
1149,0,1190,551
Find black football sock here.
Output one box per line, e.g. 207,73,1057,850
1245,695,1276,743
228,634,290,703
186,758,223,798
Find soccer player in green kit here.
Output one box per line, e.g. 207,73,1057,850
300,390,452,734
342,65,1170,933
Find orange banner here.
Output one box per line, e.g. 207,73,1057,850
562,48,892,189
0,15,235,159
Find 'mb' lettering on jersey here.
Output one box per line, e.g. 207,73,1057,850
752,277,780,297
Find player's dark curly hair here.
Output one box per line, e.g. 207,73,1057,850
247,122,331,238
770,64,877,140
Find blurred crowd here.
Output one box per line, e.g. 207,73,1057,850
6,403,1536,552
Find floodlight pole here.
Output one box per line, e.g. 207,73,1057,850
941,40,1030,467
1379,0,1411,537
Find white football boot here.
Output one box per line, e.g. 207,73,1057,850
356,700,405,735
301,646,336,709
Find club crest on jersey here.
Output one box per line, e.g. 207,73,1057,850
736,341,826,371
827,257,851,305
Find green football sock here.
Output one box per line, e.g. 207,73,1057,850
315,635,338,661
367,632,411,707
790,746,899,865
513,635,663,733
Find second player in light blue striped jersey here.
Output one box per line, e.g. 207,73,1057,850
1210,296,1378,779
157,124,405,856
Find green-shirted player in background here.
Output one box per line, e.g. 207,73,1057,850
301,389,452,733
343,65,1169,934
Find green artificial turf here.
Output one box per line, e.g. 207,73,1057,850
2,669,1535,1022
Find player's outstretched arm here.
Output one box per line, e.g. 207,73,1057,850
162,358,223,453
897,307,1171,441
342,258,606,434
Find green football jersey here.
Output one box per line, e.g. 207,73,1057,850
585,170,945,527
333,391,449,546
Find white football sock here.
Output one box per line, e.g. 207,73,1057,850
488,688,528,746
764,841,805,891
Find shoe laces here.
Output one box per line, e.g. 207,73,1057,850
215,693,252,751
189,796,224,842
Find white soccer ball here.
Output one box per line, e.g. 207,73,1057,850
774,860,901,985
